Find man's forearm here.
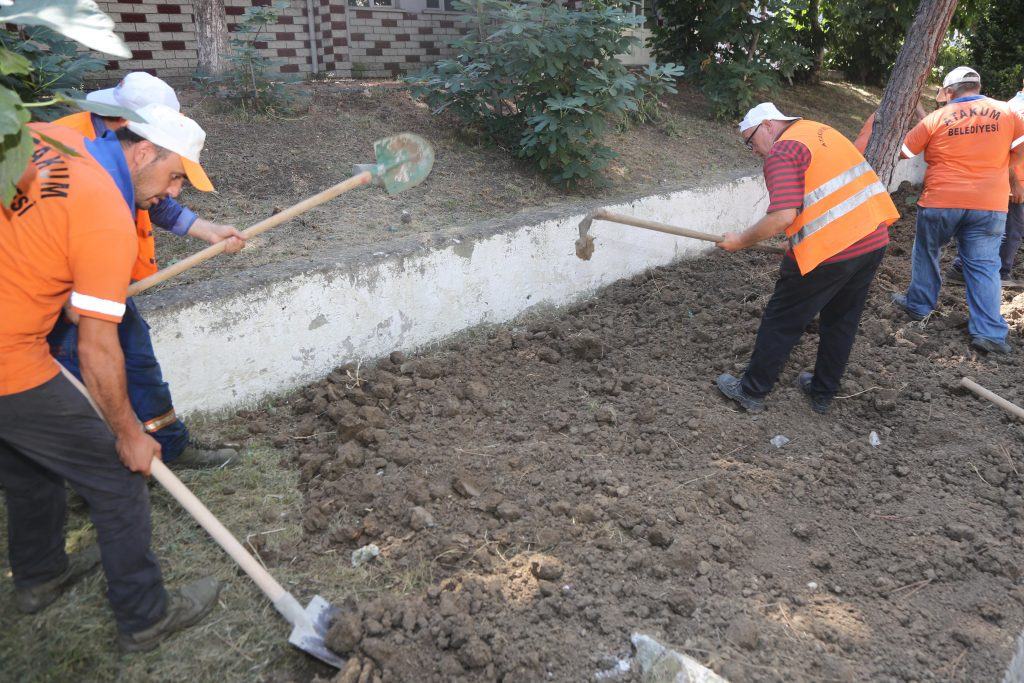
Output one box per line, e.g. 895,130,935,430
78,322,140,437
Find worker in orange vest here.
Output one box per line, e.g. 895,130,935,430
49,72,247,469
851,88,941,155
715,103,900,414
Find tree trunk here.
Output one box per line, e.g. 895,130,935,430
864,0,958,187
194,0,230,76
807,0,824,84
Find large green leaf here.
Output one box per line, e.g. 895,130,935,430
69,97,145,122
0,45,31,75
0,0,131,58
0,86,30,137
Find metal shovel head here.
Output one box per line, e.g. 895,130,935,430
372,132,434,195
288,595,345,669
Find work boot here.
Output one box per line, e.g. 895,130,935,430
946,266,965,285
716,373,764,414
170,441,239,470
15,544,102,614
118,577,222,653
890,292,926,321
795,371,831,415
970,336,1011,355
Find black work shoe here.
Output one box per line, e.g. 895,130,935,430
970,336,1011,355
170,444,239,470
795,371,832,415
946,267,965,285
118,577,222,653
890,292,926,321
15,544,102,614
716,373,765,413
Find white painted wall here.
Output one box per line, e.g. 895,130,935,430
144,161,923,415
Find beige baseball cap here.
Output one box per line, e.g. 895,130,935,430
87,72,180,112
127,103,213,192
738,102,801,133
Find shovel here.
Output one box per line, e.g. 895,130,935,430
56,364,345,669
127,132,435,296
575,208,786,261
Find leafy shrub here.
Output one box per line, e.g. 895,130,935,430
933,31,971,83
409,0,683,186
971,1,1024,100
650,0,808,120
0,25,105,121
196,1,296,117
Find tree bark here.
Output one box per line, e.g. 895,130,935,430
194,0,230,76
863,0,958,187
807,0,824,84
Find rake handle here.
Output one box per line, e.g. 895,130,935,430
593,209,787,255
961,376,1024,421
127,171,374,297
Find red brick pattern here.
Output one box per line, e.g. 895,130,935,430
91,1,465,82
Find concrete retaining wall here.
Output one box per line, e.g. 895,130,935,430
141,158,925,415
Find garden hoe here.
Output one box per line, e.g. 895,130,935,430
127,132,435,296
575,208,786,261
55,367,346,669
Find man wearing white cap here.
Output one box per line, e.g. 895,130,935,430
715,103,899,415
51,73,245,469
0,113,223,652
893,66,1024,354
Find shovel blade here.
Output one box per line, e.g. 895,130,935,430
372,132,435,195
288,595,346,669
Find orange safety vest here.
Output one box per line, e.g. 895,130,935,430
778,120,900,275
52,112,159,281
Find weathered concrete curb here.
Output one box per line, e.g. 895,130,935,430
141,158,924,415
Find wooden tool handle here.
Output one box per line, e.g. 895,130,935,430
127,171,373,296
961,376,1024,421
594,209,787,254
149,459,290,607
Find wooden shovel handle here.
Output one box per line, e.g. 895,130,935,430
961,376,1024,421
127,171,373,296
594,209,787,254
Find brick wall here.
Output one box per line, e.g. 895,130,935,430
90,0,466,84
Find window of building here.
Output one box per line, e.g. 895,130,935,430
425,0,459,10
349,0,393,7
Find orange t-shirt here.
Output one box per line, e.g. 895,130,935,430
0,124,137,395
1010,94,1024,188
903,96,1024,211
853,112,875,154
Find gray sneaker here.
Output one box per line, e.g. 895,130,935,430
118,577,222,653
795,371,832,415
170,444,239,470
716,373,765,413
970,336,1011,355
15,544,101,614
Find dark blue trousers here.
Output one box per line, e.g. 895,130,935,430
47,297,189,463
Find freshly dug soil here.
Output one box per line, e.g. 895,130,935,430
255,194,1023,682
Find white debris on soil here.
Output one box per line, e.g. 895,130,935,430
769,435,790,448
869,431,881,447
351,543,380,567
631,633,729,683
593,657,631,680
1004,630,1024,683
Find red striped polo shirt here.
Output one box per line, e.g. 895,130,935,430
765,139,889,266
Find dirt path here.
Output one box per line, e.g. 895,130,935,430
227,193,1024,682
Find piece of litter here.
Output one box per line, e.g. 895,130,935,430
351,544,380,567
807,581,818,590
869,431,881,447
770,435,790,448
594,658,631,680
631,633,728,683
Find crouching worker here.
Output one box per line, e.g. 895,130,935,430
51,73,246,469
715,103,900,414
0,123,220,651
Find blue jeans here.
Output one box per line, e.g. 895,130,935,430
904,207,1009,343
952,201,1024,278
47,298,190,462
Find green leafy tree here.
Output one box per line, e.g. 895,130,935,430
409,0,683,185
0,0,137,203
971,0,1024,100
650,0,809,119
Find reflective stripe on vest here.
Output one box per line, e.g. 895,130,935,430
52,112,159,281
777,120,900,275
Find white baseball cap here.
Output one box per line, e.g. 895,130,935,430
942,66,981,88
739,102,801,133
87,72,180,112
127,103,213,192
